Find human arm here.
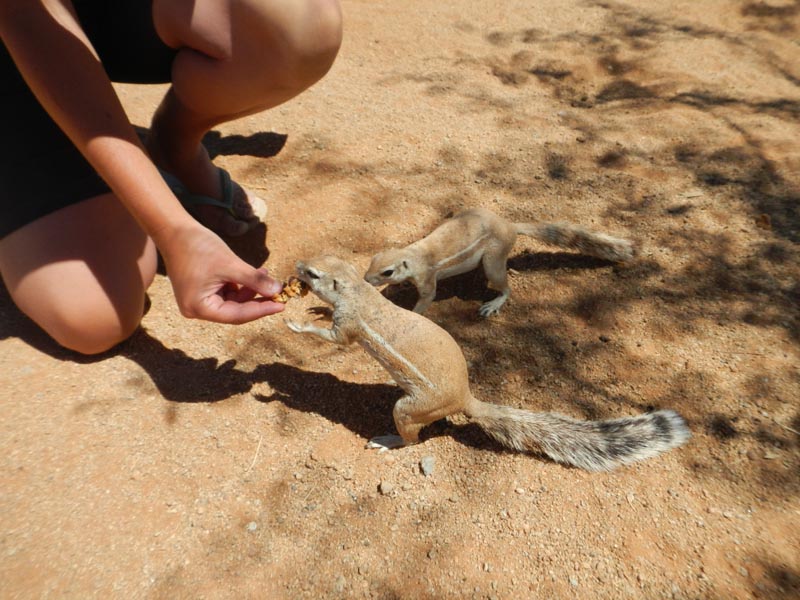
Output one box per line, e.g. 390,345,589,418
0,0,284,322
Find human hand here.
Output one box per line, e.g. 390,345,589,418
155,222,285,324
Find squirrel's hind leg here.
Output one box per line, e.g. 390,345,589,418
478,249,511,317
366,393,442,450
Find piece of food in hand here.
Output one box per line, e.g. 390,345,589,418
271,276,309,303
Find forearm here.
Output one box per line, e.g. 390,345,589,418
0,0,195,245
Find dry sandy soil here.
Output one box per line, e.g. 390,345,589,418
2,1,800,598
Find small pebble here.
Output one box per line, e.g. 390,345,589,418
420,456,436,477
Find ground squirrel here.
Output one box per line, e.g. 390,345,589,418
286,255,690,471
365,207,635,316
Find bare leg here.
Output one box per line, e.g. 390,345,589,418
0,194,157,355
148,0,343,235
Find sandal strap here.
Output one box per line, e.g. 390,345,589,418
160,168,237,216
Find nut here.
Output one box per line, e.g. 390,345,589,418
271,276,309,303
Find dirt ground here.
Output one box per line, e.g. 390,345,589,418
2,1,799,598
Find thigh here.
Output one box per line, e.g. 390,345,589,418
74,0,177,83
152,0,342,112
0,193,157,353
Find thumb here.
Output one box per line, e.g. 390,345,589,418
235,266,283,298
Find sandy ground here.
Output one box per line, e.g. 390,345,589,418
2,1,800,598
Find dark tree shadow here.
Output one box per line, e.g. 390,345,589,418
751,561,800,599
379,251,619,311
379,271,495,311
507,250,618,272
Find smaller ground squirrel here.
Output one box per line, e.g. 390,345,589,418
286,255,690,472
365,207,635,316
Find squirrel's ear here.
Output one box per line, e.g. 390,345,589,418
333,279,339,291
402,260,408,269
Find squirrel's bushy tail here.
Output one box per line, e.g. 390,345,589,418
515,222,635,263
465,399,690,471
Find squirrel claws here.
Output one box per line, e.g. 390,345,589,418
285,320,305,333
478,305,498,318
366,435,407,452
307,306,333,319
478,299,506,317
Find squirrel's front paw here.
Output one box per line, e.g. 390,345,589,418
285,320,307,333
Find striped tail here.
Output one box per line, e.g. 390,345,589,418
515,222,635,263
466,399,690,471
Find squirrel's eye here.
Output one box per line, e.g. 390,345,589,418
381,269,394,277
307,271,320,280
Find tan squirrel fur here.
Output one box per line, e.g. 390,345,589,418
286,255,689,472
365,207,635,316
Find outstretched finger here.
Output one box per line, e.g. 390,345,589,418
200,293,285,324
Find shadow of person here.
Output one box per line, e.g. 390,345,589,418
252,363,560,459
251,362,402,441
1,287,574,461
202,130,288,160
249,362,547,455
117,328,259,402
134,126,288,161
2,288,409,436
0,283,262,402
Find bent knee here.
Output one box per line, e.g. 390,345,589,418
299,0,343,65
33,302,143,356
261,0,343,88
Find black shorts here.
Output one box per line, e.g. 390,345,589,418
0,1,177,239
